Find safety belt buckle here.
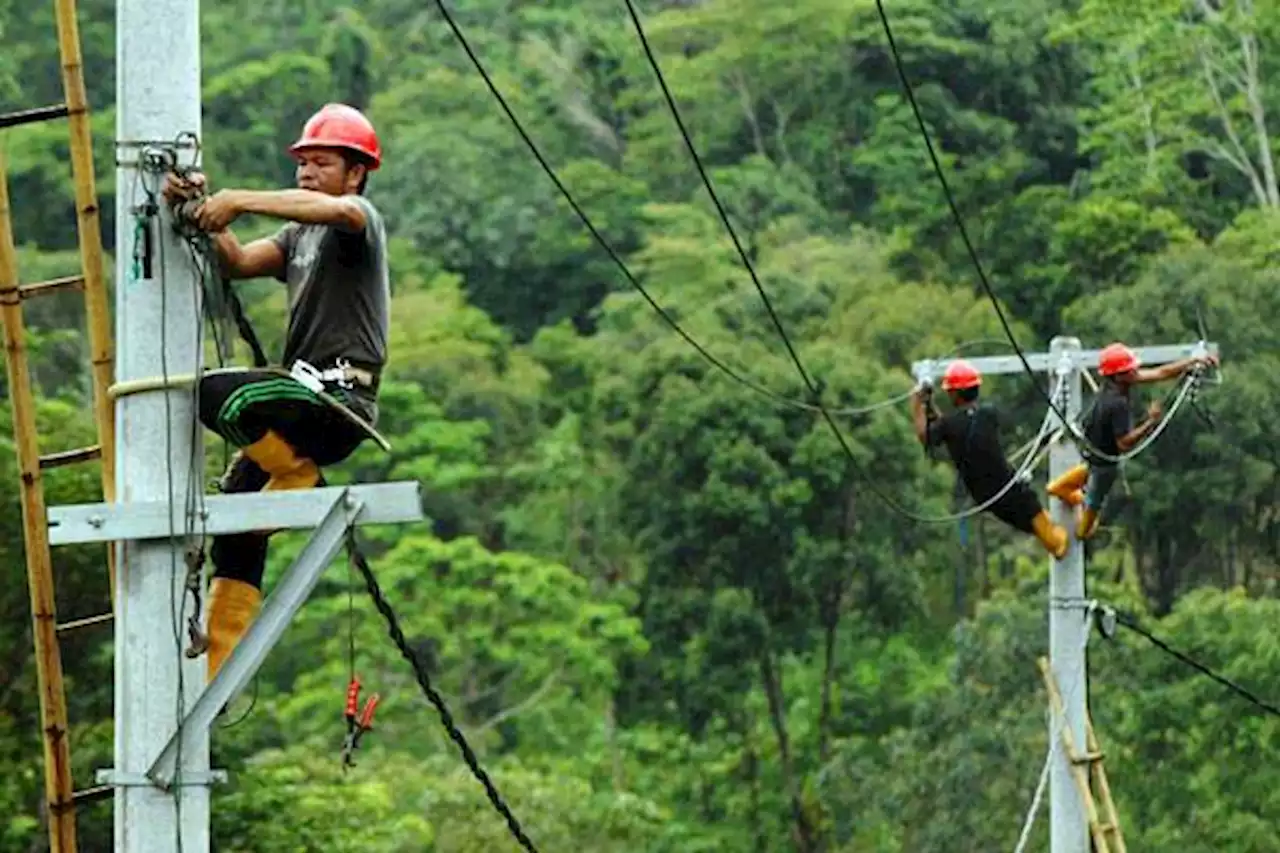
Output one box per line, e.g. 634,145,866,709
290,360,325,394
329,357,355,390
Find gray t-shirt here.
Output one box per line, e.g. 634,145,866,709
270,194,390,384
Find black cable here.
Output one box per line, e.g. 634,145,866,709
345,530,540,853
217,677,259,729
624,2,814,389
136,157,189,853
426,0,883,419
174,202,269,368
623,0,950,522
870,0,1075,430
1111,610,1280,718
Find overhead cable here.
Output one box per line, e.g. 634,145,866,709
1107,608,1280,719
427,0,875,419
867,0,1191,468
623,0,1060,522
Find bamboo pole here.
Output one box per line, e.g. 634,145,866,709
1086,716,1128,852
54,0,116,602
0,149,79,853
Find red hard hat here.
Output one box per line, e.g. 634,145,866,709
1098,342,1139,377
941,359,982,391
289,103,382,171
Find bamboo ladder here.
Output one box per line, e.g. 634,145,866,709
0,0,117,850
1037,657,1128,853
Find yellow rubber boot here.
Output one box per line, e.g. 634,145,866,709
1030,510,1069,560
242,429,321,491
205,577,263,682
1047,463,1089,505
1077,507,1101,541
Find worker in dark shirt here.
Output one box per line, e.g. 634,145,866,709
1047,341,1217,540
913,360,1068,559
161,103,391,681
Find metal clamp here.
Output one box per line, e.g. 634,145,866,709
290,360,326,394
1054,350,1075,377
1049,596,1098,613
116,131,202,173
1094,604,1119,639
96,769,227,789
912,360,936,389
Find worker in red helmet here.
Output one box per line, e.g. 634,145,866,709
1047,341,1217,540
912,359,1068,558
161,103,390,681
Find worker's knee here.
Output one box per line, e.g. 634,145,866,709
196,373,281,440
1084,465,1120,510
210,535,268,590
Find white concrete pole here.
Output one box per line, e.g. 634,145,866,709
111,0,209,849
1047,335,1088,853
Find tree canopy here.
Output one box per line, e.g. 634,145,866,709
2,0,1278,850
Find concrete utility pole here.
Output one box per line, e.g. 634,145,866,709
109,1,209,849
1046,336,1087,853
912,335,1216,853
47,2,425,850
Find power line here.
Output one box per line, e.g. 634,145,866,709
434,0,1178,522
1108,608,1280,719
622,0,817,391
873,0,1215,468
621,0,1031,522
869,0,1091,439
425,0,907,420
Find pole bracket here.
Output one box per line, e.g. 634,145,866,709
1049,596,1099,613
146,488,365,789
95,769,227,789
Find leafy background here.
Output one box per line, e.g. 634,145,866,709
2,0,1279,850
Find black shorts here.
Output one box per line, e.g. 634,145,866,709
196,368,378,587
197,368,374,464
969,479,1042,534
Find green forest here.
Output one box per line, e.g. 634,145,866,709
3,0,1280,850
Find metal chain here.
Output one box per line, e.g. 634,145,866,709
347,545,356,682
182,546,209,659
344,529,540,853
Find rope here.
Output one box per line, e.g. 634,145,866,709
1063,370,1202,465
171,199,270,368
1011,738,1053,853
132,142,202,853
912,379,1062,525
106,366,394,453
344,530,540,853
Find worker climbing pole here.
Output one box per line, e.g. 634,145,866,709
153,100,543,852
913,337,1218,853
1047,342,1217,540
911,359,1068,559
161,101,391,681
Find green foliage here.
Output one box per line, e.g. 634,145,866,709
2,0,1278,850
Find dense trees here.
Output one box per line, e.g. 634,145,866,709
2,0,1278,850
